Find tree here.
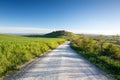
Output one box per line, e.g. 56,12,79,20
96,35,106,55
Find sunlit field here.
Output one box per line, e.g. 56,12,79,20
0,34,65,77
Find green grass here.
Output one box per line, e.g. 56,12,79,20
0,34,65,77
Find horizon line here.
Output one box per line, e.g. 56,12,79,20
0,27,120,35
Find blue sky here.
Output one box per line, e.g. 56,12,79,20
0,0,120,35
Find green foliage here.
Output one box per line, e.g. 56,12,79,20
106,34,120,45
0,34,65,77
102,44,120,60
71,35,99,53
71,34,120,80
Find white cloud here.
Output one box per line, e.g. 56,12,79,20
69,29,120,35
0,26,119,35
0,27,53,34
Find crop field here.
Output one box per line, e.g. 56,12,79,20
0,34,65,77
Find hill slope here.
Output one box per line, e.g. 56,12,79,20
44,30,74,38
25,30,77,40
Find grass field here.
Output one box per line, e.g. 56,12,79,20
0,34,65,77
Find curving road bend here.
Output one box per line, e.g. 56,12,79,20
4,41,114,80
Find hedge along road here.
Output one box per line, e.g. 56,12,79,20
4,41,114,80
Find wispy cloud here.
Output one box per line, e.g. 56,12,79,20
0,27,53,34
70,29,120,35
0,26,119,35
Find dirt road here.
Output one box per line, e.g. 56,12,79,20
4,41,114,80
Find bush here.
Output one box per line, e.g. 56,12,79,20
70,35,120,80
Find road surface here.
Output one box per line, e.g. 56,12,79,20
4,41,114,80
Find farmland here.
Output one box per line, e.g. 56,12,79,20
0,34,65,77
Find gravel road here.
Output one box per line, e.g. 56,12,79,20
4,41,114,80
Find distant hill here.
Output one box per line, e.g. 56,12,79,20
44,30,73,37
24,30,77,40
44,30,79,40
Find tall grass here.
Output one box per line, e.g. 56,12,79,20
0,34,65,77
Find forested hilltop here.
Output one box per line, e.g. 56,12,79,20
25,30,78,40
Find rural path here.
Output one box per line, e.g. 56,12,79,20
4,41,114,80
